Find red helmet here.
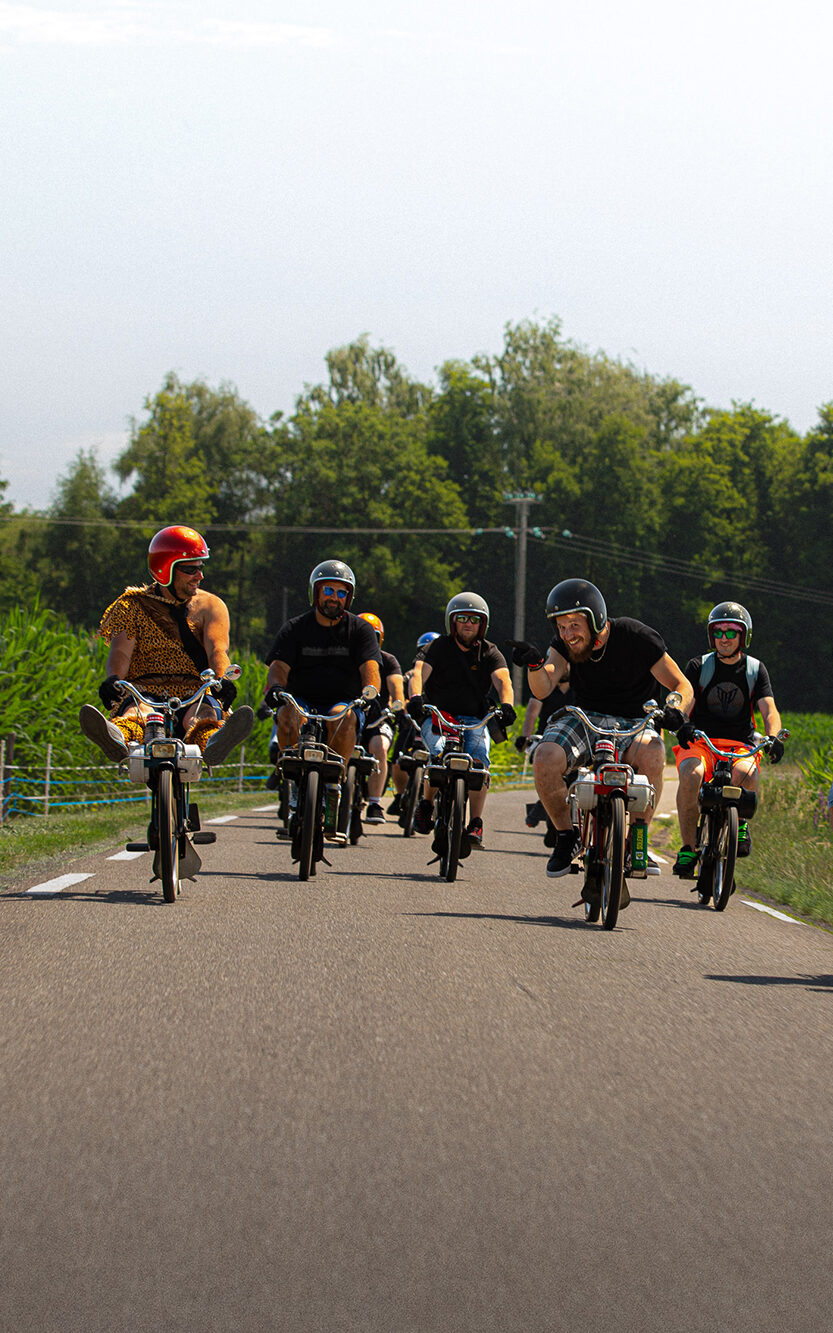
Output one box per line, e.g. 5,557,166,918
359,611,384,645
148,526,210,586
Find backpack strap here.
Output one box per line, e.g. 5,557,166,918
697,652,716,692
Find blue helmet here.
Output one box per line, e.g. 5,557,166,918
416,631,440,650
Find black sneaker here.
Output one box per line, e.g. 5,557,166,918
413,799,434,835
673,846,698,879
546,828,581,878
365,802,386,824
467,817,484,850
543,819,558,849
388,793,402,817
525,801,544,828
737,821,752,857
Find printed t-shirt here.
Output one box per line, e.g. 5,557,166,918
684,653,773,743
422,635,507,719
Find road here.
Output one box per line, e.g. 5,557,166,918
2,787,833,1333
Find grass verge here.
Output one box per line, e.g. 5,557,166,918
0,788,277,886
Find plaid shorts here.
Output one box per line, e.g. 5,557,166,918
538,711,658,771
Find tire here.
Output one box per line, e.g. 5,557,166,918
600,795,626,930
298,769,319,882
158,767,181,903
401,765,424,837
712,805,738,911
337,764,356,838
444,776,466,882
696,814,713,904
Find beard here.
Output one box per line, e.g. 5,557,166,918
561,638,593,663
320,600,344,621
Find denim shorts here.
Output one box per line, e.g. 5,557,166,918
420,714,491,768
539,711,657,771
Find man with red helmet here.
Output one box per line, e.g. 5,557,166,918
672,600,784,873
357,612,405,824
79,526,253,765
262,560,382,780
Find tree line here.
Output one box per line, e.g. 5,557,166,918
2,317,832,710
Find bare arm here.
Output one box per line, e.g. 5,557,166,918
522,696,542,739
266,659,291,691
411,660,431,695
491,666,514,706
650,652,695,715
386,672,405,707
105,631,135,680
201,595,232,678
360,658,382,692
758,696,782,736
528,647,568,700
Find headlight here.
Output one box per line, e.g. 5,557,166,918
302,746,325,762
149,740,177,759
449,755,471,771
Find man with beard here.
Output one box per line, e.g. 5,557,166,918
262,560,382,772
507,578,692,879
79,525,254,765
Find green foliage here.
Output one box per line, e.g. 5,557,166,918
735,772,833,925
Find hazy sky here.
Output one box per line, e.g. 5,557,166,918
3,0,832,508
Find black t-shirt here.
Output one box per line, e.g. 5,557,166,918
536,680,576,732
685,653,773,743
550,616,666,716
265,610,382,708
422,635,507,719
380,649,403,708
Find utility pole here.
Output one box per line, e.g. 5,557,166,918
503,491,542,700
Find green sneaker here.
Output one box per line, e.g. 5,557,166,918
737,820,752,857
673,845,698,879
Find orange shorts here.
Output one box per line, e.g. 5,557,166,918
673,737,761,784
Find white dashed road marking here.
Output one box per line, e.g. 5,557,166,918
252,805,279,813
108,850,147,861
205,815,239,825
741,899,807,926
27,873,94,897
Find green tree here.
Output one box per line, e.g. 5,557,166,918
39,450,124,627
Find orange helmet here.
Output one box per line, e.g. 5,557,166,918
148,526,209,586
359,611,384,645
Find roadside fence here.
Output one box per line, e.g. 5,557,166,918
0,737,268,824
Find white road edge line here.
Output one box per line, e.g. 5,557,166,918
27,872,94,897
205,814,239,825
741,899,807,926
252,804,279,813
108,850,146,861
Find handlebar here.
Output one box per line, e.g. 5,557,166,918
691,728,790,761
276,690,377,726
423,703,502,735
115,666,238,714
565,703,663,746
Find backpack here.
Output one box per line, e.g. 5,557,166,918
697,652,760,695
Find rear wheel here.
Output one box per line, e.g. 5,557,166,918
444,776,466,882
600,795,626,930
298,769,319,882
712,806,738,911
337,764,356,838
158,767,181,903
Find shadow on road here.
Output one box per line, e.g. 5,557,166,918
406,909,618,932
706,972,833,992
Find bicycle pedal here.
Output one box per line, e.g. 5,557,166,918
569,863,580,874
325,831,348,845
191,831,217,845
125,841,149,852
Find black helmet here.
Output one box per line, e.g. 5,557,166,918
308,559,356,611
546,579,607,636
445,591,489,638
708,601,752,650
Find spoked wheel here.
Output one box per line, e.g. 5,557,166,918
158,767,181,903
712,806,738,911
349,778,364,845
401,765,424,837
600,795,626,930
337,764,356,839
298,769,319,882
443,775,466,882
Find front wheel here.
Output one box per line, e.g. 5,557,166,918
158,767,181,903
600,795,626,930
712,805,738,911
298,769,319,882
337,763,356,838
443,776,466,882
401,764,424,837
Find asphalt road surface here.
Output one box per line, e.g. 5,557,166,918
3,788,833,1333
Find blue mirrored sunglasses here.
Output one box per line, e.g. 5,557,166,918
321,585,349,599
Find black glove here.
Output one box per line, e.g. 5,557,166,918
406,694,425,723
676,721,698,749
504,639,546,669
365,695,384,725
98,675,123,708
500,703,517,728
514,734,530,753
767,735,785,765
263,685,283,711
211,678,237,709
660,706,686,733
256,701,272,721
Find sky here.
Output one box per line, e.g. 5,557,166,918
3,0,833,509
